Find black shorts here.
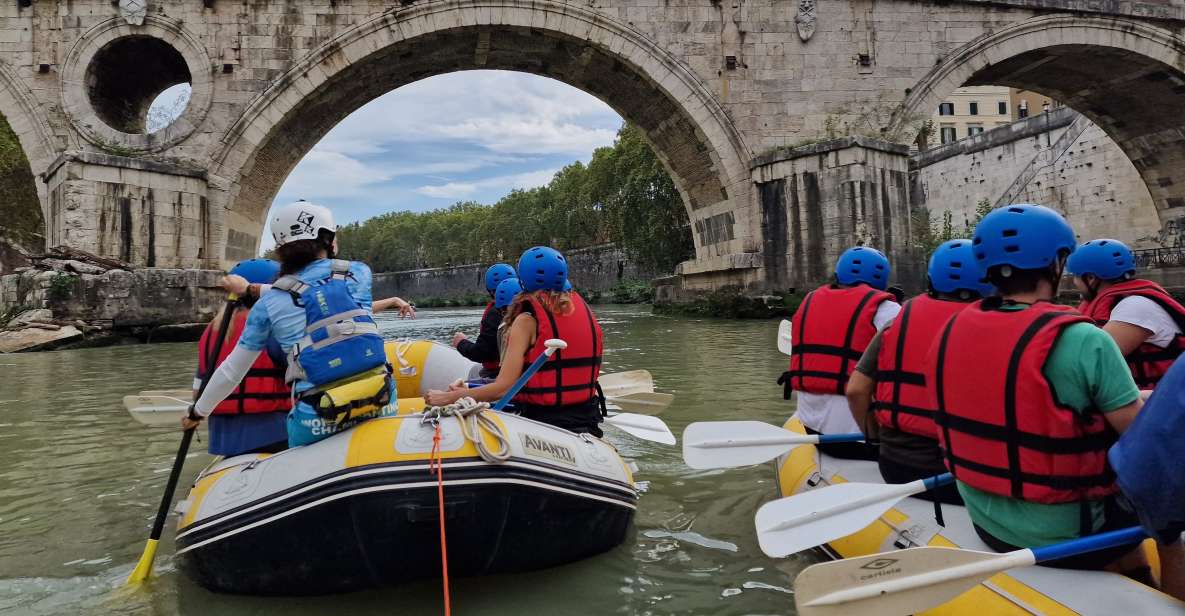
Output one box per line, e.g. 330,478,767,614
974,495,1143,570
805,426,879,461
514,399,604,438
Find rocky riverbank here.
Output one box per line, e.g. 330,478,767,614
0,247,222,352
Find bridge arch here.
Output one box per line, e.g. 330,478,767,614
0,59,60,227
899,15,1185,221
210,0,752,260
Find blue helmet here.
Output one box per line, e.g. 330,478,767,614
562,279,573,292
1066,239,1135,281
835,246,890,290
229,258,280,284
493,277,524,309
972,204,1077,272
517,246,568,292
484,263,516,293
928,239,993,296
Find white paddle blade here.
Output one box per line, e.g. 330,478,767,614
777,320,793,355
604,392,673,414
756,480,924,557
682,420,808,470
140,389,193,399
124,395,201,428
794,546,1033,616
605,413,676,445
598,370,655,397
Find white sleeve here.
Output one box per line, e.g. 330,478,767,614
1110,296,1182,348
193,344,263,416
873,300,902,331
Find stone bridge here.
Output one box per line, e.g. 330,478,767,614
4,0,1185,292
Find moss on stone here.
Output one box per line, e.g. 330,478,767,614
0,114,43,250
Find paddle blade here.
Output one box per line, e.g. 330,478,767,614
139,389,193,399
604,392,673,414
756,481,921,557
124,395,195,427
682,420,805,470
126,538,159,584
599,370,654,396
794,546,1031,616
605,413,676,445
777,320,793,355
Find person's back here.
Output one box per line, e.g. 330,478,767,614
454,263,517,378
926,204,1145,574
513,289,603,425
780,246,899,459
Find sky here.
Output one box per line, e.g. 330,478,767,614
148,71,624,252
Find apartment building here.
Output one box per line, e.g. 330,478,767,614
929,86,1063,147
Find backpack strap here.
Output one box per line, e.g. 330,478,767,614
329,259,353,280
273,274,310,296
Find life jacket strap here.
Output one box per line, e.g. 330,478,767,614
305,308,371,334
305,321,382,351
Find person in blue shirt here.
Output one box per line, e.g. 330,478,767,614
183,200,396,447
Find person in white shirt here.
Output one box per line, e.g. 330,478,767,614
1068,239,1185,390
779,246,901,460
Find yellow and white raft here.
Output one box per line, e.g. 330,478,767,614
774,416,1184,615
173,341,637,595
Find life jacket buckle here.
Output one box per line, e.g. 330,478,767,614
805,471,823,488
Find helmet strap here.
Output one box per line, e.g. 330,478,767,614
1082,275,1102,301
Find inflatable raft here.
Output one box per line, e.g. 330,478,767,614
774,416,1185,615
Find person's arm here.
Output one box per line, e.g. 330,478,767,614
221,274,271,300
1102,321,1154,356
373,296,415,318
1075,324,1142,433
1104,397,1142,433
425,314,535,406
456,308,502,363
846,331,883,434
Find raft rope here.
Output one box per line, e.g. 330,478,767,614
422,397,512,464
393,340,416,376
429,423,452,616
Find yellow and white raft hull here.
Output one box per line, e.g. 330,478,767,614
775,416,1184,615
387,339,483,399
175,411,637,594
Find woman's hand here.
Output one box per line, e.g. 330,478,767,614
425,389,459,406
451,332,468,347
181,405,203,431
397,300,416,319
221,274,249,296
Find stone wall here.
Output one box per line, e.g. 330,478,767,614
911,109,1162,247
373,244,662,301
0,267,224,327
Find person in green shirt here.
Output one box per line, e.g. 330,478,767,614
926,204,1147,578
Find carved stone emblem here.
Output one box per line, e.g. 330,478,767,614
795,0,816,42
119,0,148,26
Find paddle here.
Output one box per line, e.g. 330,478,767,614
124,395,200,427
603,391,673,414
682,421,864,469
777,320,793,355
603,412,676,445
598,369,654,397
128,293,239,585
492,339,567,411
793,525,1148,616
755,473,954,558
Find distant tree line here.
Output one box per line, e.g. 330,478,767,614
335,123,694,274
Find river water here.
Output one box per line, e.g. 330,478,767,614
0,305,817,615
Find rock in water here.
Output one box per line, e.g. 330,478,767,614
6,308,53,328
0,325,82,353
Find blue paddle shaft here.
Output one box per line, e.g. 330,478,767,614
921,473,955,491
492,346,558,411
1031,526,1148,563
816,433,866,444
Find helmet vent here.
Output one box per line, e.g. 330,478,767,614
1004,245,1020,253
1007,207,1025,213
1001,229,1018,237
950,261,962,268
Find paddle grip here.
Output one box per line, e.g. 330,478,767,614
921,472,955,491
492,340,563,411
1031,526,1148,563
816,433,865,444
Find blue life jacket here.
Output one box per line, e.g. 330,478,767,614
273,259,387,387
1109,357,1185,543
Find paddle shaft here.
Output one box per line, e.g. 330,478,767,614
492,341,562,411
691,432,863,449
132,294,237,582
763,473,953,534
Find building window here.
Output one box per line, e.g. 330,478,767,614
940,125,957,144
998,101,1008,115
968,102,979,116
1018,101,1029,119
938,102,954,116
968,124,984,136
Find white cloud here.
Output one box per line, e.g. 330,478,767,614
415,182,478,199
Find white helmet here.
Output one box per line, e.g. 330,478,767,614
270,200,337,247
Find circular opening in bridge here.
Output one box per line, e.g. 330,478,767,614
85,36,191,134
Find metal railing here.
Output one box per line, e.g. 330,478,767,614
1133,247,1185,270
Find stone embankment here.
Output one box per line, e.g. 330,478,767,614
0,247,223,352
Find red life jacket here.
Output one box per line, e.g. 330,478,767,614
928,300,1118,504
479,302,501,372
515,292,603,408
873,294,973,439
787,285,894,395
1078,279,1185,389
197,311,291,415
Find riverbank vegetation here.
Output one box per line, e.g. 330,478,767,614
336,124,693,275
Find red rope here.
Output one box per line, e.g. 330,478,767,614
430,423,452,616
